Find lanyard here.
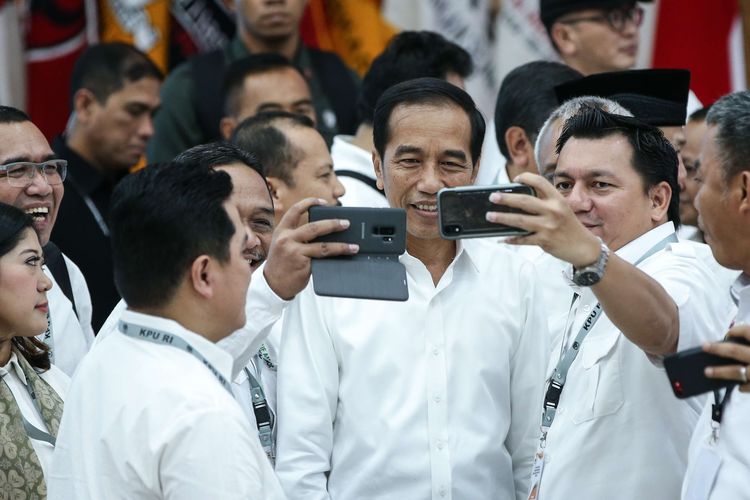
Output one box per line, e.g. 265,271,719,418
709,387,735,444
43,310,54,364
118,320,233,395
244,366,275,462
1,367,57,446
540,233,679,437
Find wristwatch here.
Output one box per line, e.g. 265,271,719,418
573,239,610,287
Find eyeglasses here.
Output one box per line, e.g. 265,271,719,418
560,5,644,32
0,160,68,187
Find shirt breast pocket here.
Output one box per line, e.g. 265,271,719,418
572,333,624,424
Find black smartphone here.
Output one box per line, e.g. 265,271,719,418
308,206,406,253
664,336,750,399
437,183,537,239
307,206,409,301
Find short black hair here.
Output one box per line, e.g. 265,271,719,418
358,31,473,125
373,77,485,164
69,42,163,110
0,105,30,124
231,111,315,185
174,141,265,179
494,61,582,161
109,162,235,309
688,106,711,122
0,202,34,259
0,202,51,370
706,91,750,183
557,106,680,226
223,53,304,117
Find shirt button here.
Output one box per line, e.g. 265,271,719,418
437,440,444,450
439,486,447,497
432,347,440,356
583,304,591,312
434,395,442,403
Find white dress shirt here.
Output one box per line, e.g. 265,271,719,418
47,309,285,500
682,273,750,500
537,222,735,500
275,239,549,500
0,353,69,477
331,135,389,208
40,254,95,376
97,268,289,446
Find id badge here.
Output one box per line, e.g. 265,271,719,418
684,445,722,500
526,449,546,500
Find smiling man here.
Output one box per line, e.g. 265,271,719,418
488,107,732,499
48,160,287,499
275,78,548,499
51,42,162,331
0,106,94,376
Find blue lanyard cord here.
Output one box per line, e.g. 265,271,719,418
541,233,679,432
118,320,233,395
0,371,57,446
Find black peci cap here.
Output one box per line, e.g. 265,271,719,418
539,0,651,33
554,68,691,126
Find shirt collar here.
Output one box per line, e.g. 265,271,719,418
332,136,376,178
563,221,677,293
228,36,307,68
118,309,235,382
402,239,480,276
0,351,28,386
731,272,750,312
614,221,676,265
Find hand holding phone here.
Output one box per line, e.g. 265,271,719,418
664,334,750,398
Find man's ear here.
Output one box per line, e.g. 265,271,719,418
189,255,214,299
649,181,672,222
219,117,237,140
372,151,385,190
504,126,533,169
737,171,750,215
266,176,286,214
550,22,578,59
73,88,99,124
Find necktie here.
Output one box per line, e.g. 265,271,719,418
0,347,64,499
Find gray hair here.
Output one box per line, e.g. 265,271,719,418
534,96,633,171
705,90,750,183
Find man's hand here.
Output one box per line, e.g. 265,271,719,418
704,325,750,393
485,172,600,268
263,198,359,300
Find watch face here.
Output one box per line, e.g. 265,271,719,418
575,270,601,287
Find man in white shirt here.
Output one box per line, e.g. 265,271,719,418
275,77,549,500
48,160,286,498
488,107,733,499
94,141,359,463
0,105,94,377
681,90,750,500
332,31,473,207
